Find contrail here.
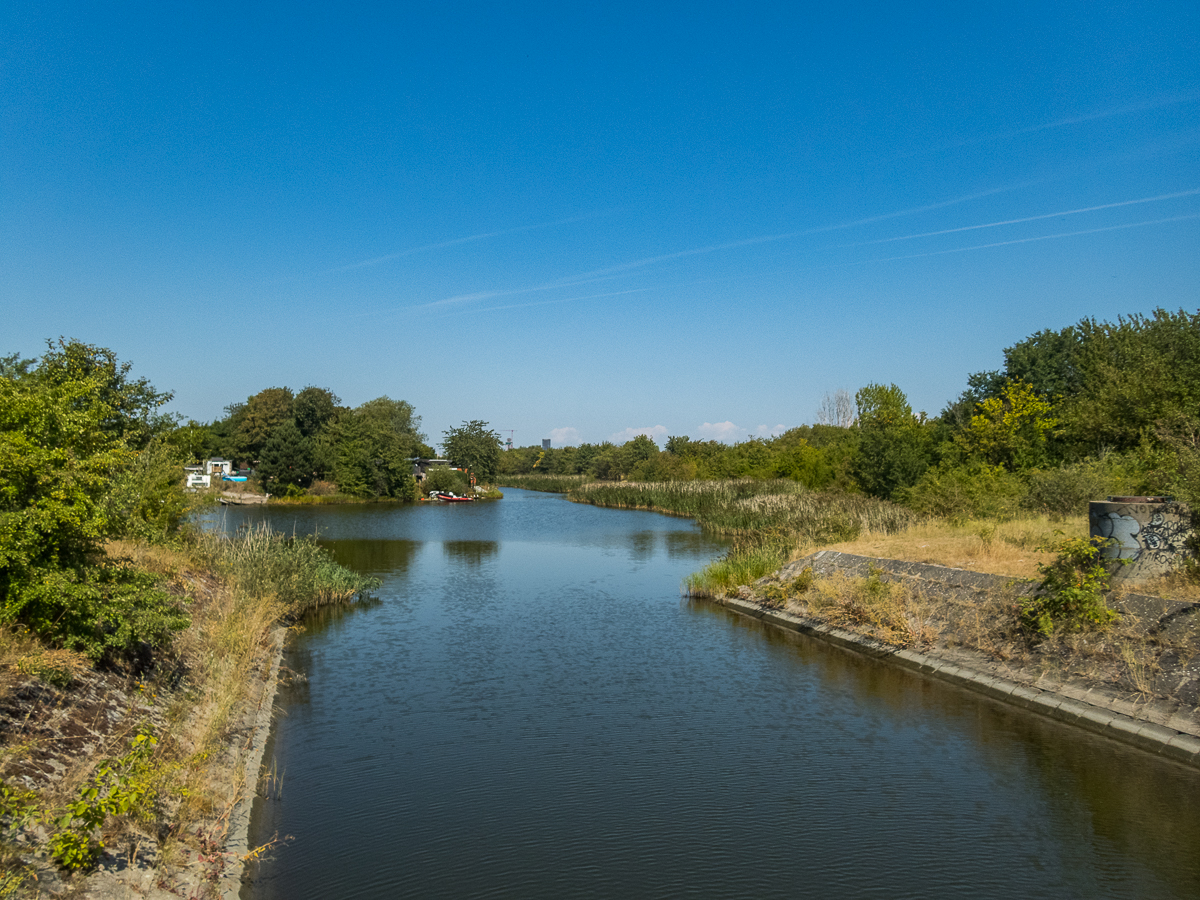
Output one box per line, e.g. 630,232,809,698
322,211,605,275
558,184,1029,282
895,92,1200,158
852,188,1200,246
864,213,1200,263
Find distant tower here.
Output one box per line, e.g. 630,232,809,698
506,437,513,450
542,439,551,450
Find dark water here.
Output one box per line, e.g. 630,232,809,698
214,490,1200,899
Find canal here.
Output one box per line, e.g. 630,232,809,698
215,489,1200,899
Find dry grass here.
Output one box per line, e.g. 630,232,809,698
817,514,1089,580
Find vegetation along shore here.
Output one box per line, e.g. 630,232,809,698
4,307,1200,892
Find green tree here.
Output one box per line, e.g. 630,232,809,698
257,422,316,495
321,397,422,499
851,384,935,499
956,379,1058,470
293,386,341,438
442,420,501,480
232,387,294,461
0,343,187,658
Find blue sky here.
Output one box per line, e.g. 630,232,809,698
3,1,1198,449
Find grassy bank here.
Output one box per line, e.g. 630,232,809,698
0,527,377,894
495,473,593,493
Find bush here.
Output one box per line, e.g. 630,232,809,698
899,463,1025,522
1021,459,1133,518
1021,536,1120,636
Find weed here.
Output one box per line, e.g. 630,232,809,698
1021,535,1122,637
48,731,159,871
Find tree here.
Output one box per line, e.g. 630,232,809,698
322,400,420,500
442,420,501,480
851,383,934,499
257,422,316,494
36,338,175,448
855,383,913,429
815,389,856,428
293,386,341,438
956,379,1058,470
0,343,187,658
232,387,294,461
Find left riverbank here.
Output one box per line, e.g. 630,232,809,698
0,530,377,899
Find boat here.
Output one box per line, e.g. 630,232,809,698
434,492,475,502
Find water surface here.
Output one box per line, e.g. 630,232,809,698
217,490,1200,899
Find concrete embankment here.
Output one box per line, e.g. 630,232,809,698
708,550,1200,770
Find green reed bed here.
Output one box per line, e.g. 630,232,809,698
495,473,594,493
570,480,915,597
196,525,380,617
570,480,913,540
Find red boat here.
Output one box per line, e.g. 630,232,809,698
434,492,475,502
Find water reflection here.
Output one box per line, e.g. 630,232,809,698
442,540,499,566
318,539,420,577
686,599,1200,898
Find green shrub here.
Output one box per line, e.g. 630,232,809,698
1021,459,1133,518
899,462,1025,522
1021,536,1120,636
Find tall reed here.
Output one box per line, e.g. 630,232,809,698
495,473,594,493
195,525,380,618
570,480,913,541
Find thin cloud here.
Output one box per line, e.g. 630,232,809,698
850,188,1200,247
322,211,607,276
561,184,1029,283
864,213,1200,264
898,92,1200,158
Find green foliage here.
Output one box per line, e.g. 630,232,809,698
571,479,912,541
855,383,913,429
494,473,593,492
423,465,469,495
1021,458,1134,518
293,386,340,437
49,731,159,871
956,379,1057,470
1,341,190,659
1021,536,1120,637
229,387,294,461
442,420,501,480
851,423,936,500
10,563,188,662
684,534,792,598
257,421,316,495
322,398,422,500
104,438,194,543
34,339,175,449
899,462,1026,522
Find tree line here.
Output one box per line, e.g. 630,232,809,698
500,308,1200,518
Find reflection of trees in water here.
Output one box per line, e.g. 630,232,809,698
442,540,499,567
664,529,724,560
976,707,1200,897
684,599,1200,895
321,539,421,576
627,531,657,562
